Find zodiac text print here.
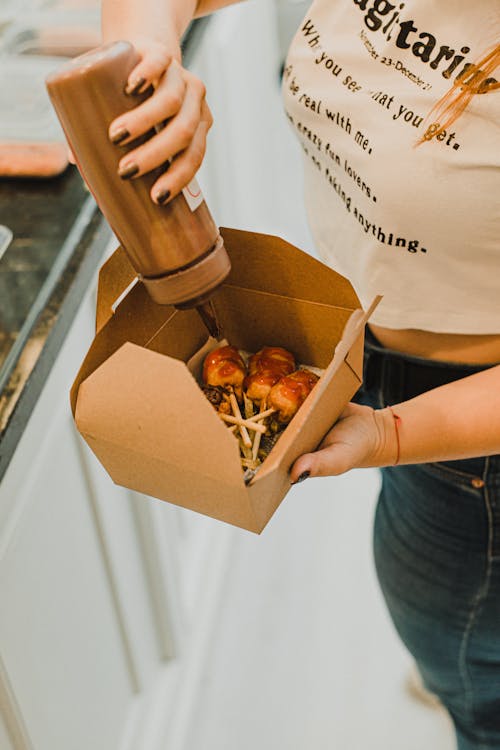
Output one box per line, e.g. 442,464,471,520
351,0,498,90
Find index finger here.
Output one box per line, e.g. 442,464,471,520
125,45,172,94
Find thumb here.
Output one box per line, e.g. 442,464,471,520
290,442,355,484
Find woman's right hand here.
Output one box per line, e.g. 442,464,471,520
107,37,213,205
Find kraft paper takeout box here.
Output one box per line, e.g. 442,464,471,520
70,227,379,534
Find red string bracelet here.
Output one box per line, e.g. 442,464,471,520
387,405,402,466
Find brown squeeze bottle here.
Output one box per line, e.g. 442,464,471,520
45,41,230,337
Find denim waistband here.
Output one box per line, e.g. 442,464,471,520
360,327,500,478
363,326,496,403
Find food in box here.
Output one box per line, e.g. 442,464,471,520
201,343,322,482
71,228,378,533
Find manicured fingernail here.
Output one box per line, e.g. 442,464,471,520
109,127,130,145
293,471,310,485
125,76,146,95
118,162,139,179
155,189,171,205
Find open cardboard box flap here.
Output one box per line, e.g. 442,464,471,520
71,228,380,533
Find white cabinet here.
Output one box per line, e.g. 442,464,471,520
0,287,133,750
0,266,235,750
0,421,133,750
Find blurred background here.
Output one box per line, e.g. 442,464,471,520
0,1,454,749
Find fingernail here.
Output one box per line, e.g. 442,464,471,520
118,163,139,179
125,76,146,95
109,127,130,145
155,189,171,205
293,471,310,485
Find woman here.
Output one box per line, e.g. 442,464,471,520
102,1,500,747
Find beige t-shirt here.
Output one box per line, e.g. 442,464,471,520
283,0,500,333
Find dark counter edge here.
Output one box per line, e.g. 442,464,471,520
0,207,111,483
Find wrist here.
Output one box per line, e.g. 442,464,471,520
372,407,400,467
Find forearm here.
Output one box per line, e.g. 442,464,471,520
376,364,500,466
101,0,243,47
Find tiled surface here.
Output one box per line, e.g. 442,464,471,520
0,168,88,377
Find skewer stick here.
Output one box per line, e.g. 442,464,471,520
229,392,252,448
220,413,267,434
252,400,267,462
247,407,276,422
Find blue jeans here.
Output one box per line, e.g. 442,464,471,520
355,329,500,750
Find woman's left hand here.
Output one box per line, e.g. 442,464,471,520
289,403,396,483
